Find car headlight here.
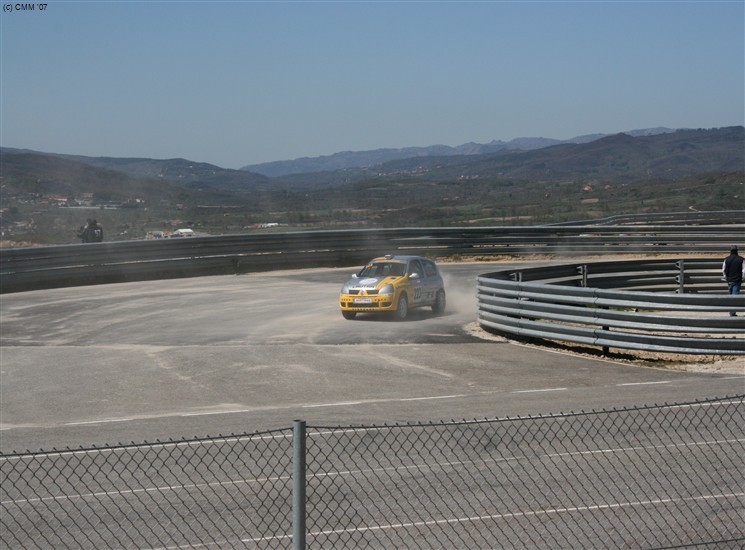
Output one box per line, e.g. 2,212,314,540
341,283,351,294
379,284,394,295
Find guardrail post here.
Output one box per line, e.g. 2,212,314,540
601,306,610,355
578,264,588,287
677,260,685,293
293,420,307,550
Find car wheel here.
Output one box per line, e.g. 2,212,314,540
342,311,357,320
432,290,446,316
394,293,408,321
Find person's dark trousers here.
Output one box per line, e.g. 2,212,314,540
728,282,741,316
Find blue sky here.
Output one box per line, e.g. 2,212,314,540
2,1,743,169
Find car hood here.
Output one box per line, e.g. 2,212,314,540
343,275,402,290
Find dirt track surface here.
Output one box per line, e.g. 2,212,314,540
1,260,743,452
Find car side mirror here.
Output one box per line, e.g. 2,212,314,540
409,272,420,279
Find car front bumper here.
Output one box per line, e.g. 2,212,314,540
339,293,396,312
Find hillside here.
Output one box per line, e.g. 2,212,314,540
1,148,274,194
0,153,253,203
0,152,278,245
1,126,742,245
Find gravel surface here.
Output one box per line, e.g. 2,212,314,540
464,322,744,376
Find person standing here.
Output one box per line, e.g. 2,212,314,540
77,219,92,243
722,245,744,316
89,219,104,242
79,219,104,243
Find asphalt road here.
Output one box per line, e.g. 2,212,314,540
1,261,743,453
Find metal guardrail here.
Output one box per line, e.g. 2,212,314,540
1,224,743,293
2,395,743,549
478,258,745,355
551,209,745,226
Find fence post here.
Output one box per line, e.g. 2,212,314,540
293,420,306,550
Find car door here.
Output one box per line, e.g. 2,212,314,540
421,259,440,304
407,259,425,306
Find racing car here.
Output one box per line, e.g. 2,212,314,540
339,255,446,320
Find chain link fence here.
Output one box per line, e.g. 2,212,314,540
2,395,743,549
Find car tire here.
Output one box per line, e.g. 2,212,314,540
342,311,357,320
394,293,408,321
432,290,446,316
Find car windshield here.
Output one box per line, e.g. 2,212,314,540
358,262,406,277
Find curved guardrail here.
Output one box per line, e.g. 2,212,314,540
2,225,743,293
477,259,745,355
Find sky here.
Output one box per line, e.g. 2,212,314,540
1,1,743,170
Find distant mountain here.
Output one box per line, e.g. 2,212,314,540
357,127,745,183
0,148,273,193
3,127,740,198
241,128,678,177
275,126,744,189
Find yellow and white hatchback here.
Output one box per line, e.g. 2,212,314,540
339,255,446,320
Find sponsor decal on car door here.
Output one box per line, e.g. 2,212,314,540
409,260,424,305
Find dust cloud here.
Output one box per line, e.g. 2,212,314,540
441,272,477,316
